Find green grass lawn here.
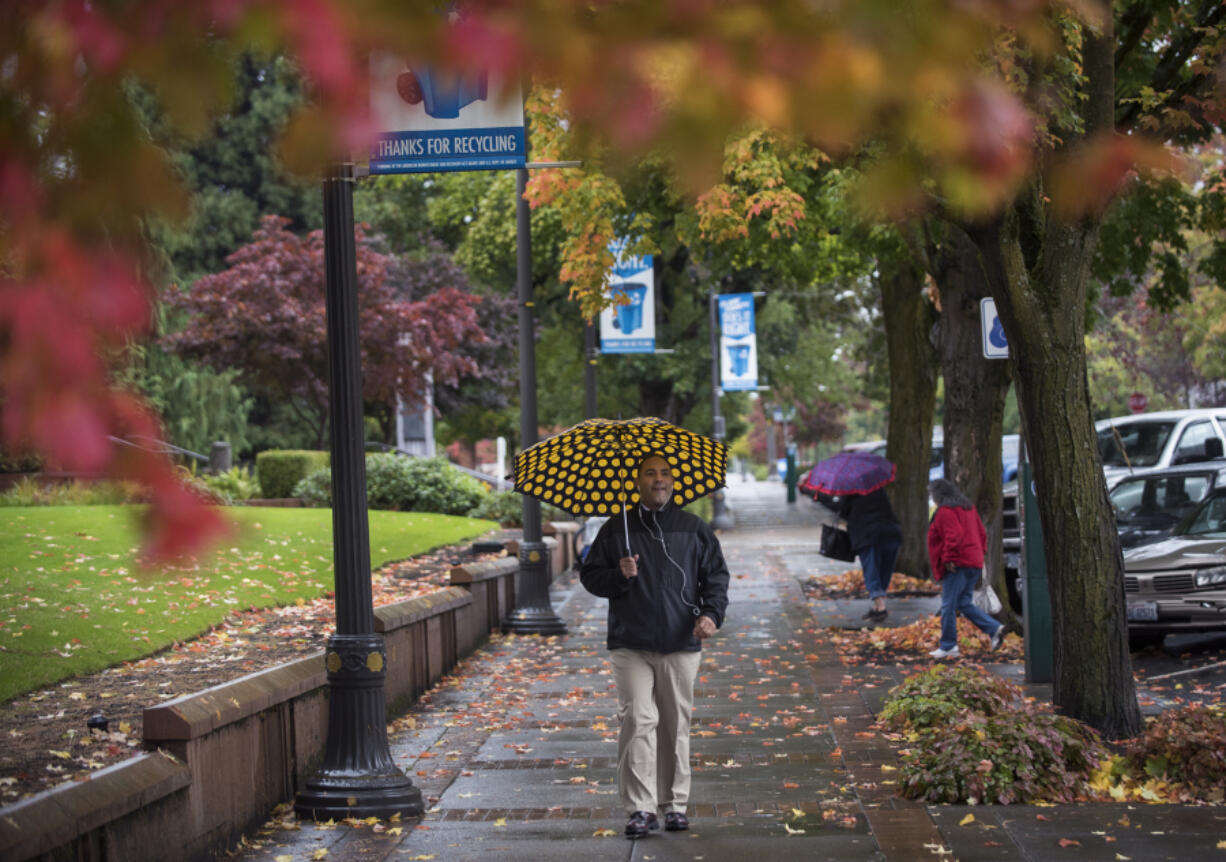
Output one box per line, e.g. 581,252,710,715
0,505,497,703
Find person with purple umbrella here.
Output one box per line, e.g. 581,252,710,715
810,451,902,622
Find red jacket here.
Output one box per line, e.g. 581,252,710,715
927,505,986,580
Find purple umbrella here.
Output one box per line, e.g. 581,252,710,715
806,451,896,496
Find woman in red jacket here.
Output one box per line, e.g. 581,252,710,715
926,479,1005,658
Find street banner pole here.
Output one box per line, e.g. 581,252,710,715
294,163,422,820
503,166,567,635
708,291,734,530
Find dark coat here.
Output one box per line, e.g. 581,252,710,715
580,503,730,654
836,487,903,552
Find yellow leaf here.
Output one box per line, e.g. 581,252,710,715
791,808,805,818
386,827,403,836
49,750,71,759
494,817,507,827
69,692,85,701
959,813,975,826
406,856,436,861
312,850,328,860
593,828,617,837
276,856,293,862
880,764,896,772
118,721,131,735
1115,855,1131,860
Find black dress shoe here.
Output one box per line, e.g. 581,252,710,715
664,811,689,831
625,811,659,838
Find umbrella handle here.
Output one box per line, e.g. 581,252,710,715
623,505,631,556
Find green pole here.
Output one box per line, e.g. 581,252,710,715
1020,453,1053,683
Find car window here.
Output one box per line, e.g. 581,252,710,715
1109,480,1146,513
1098,421,1177,467
1173,420,1216,463
1183,494,1226,536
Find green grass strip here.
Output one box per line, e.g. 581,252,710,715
0,505,497,703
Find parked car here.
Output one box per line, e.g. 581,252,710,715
1122,485,1226,645
1109,463,1226,550
1097,408,1226,487
1002,411,1226,611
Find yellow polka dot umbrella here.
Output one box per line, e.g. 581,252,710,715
512,416,729,533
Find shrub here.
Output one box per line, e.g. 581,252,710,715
295,467,332,507
466,490,527,525
197,467,260,505
877,665,1021,732
0,477,147,506
898,711,1107,804
466,490,568,526
1120,703,1226,799
256,450,329,498
295,455,488,516
368,455,486,515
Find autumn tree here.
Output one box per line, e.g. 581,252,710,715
164,216,487,447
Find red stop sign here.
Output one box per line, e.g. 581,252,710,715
1129,392,1148,414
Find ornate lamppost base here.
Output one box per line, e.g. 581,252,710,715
503,605,569,635
294,634,424,821
294,773,423,821
710,489,735,531
501,541,568,635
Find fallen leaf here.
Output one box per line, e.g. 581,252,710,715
493,817,507,827
1058,838,1081,848
959,813,975,826
593,828,617,837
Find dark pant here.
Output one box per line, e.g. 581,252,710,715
858,541,900,599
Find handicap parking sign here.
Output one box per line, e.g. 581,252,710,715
980,297,1009,359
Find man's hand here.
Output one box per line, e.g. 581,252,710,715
619,555,639,579
944,561,955,573
693,615,717,640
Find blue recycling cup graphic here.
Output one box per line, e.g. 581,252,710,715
400,66,488,119
611,282,648,334
727,343,751,376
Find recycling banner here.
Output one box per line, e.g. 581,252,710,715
369,51,525,174
599,239,655,354
718,293,757,391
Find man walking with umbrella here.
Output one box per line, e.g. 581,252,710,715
580,452,730,839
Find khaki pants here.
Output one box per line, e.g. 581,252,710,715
611,648,702,815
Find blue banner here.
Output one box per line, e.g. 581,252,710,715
718,293,757,391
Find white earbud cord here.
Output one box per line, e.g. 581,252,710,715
638,507,702,617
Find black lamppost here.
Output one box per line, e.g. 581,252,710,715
294,163,422,820
503,166,567,635
708,290,734,530
584,319,598,420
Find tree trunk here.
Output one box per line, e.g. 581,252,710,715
931,227,1016,629
879,256,938,579
969,201,1142,739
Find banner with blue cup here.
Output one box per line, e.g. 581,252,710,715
369,52,526,175
599,239,655,354
718,293,757,391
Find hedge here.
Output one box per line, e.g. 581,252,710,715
256,449,330,498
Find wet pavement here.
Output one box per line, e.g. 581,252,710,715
235,477,1226,861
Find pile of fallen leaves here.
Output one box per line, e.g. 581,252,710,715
0,540,510,805
826,615,1023,663
803,570,939,600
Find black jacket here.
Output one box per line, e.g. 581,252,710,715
836,487,903,552
580,503,730,653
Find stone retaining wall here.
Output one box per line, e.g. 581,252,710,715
0,552,539,862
